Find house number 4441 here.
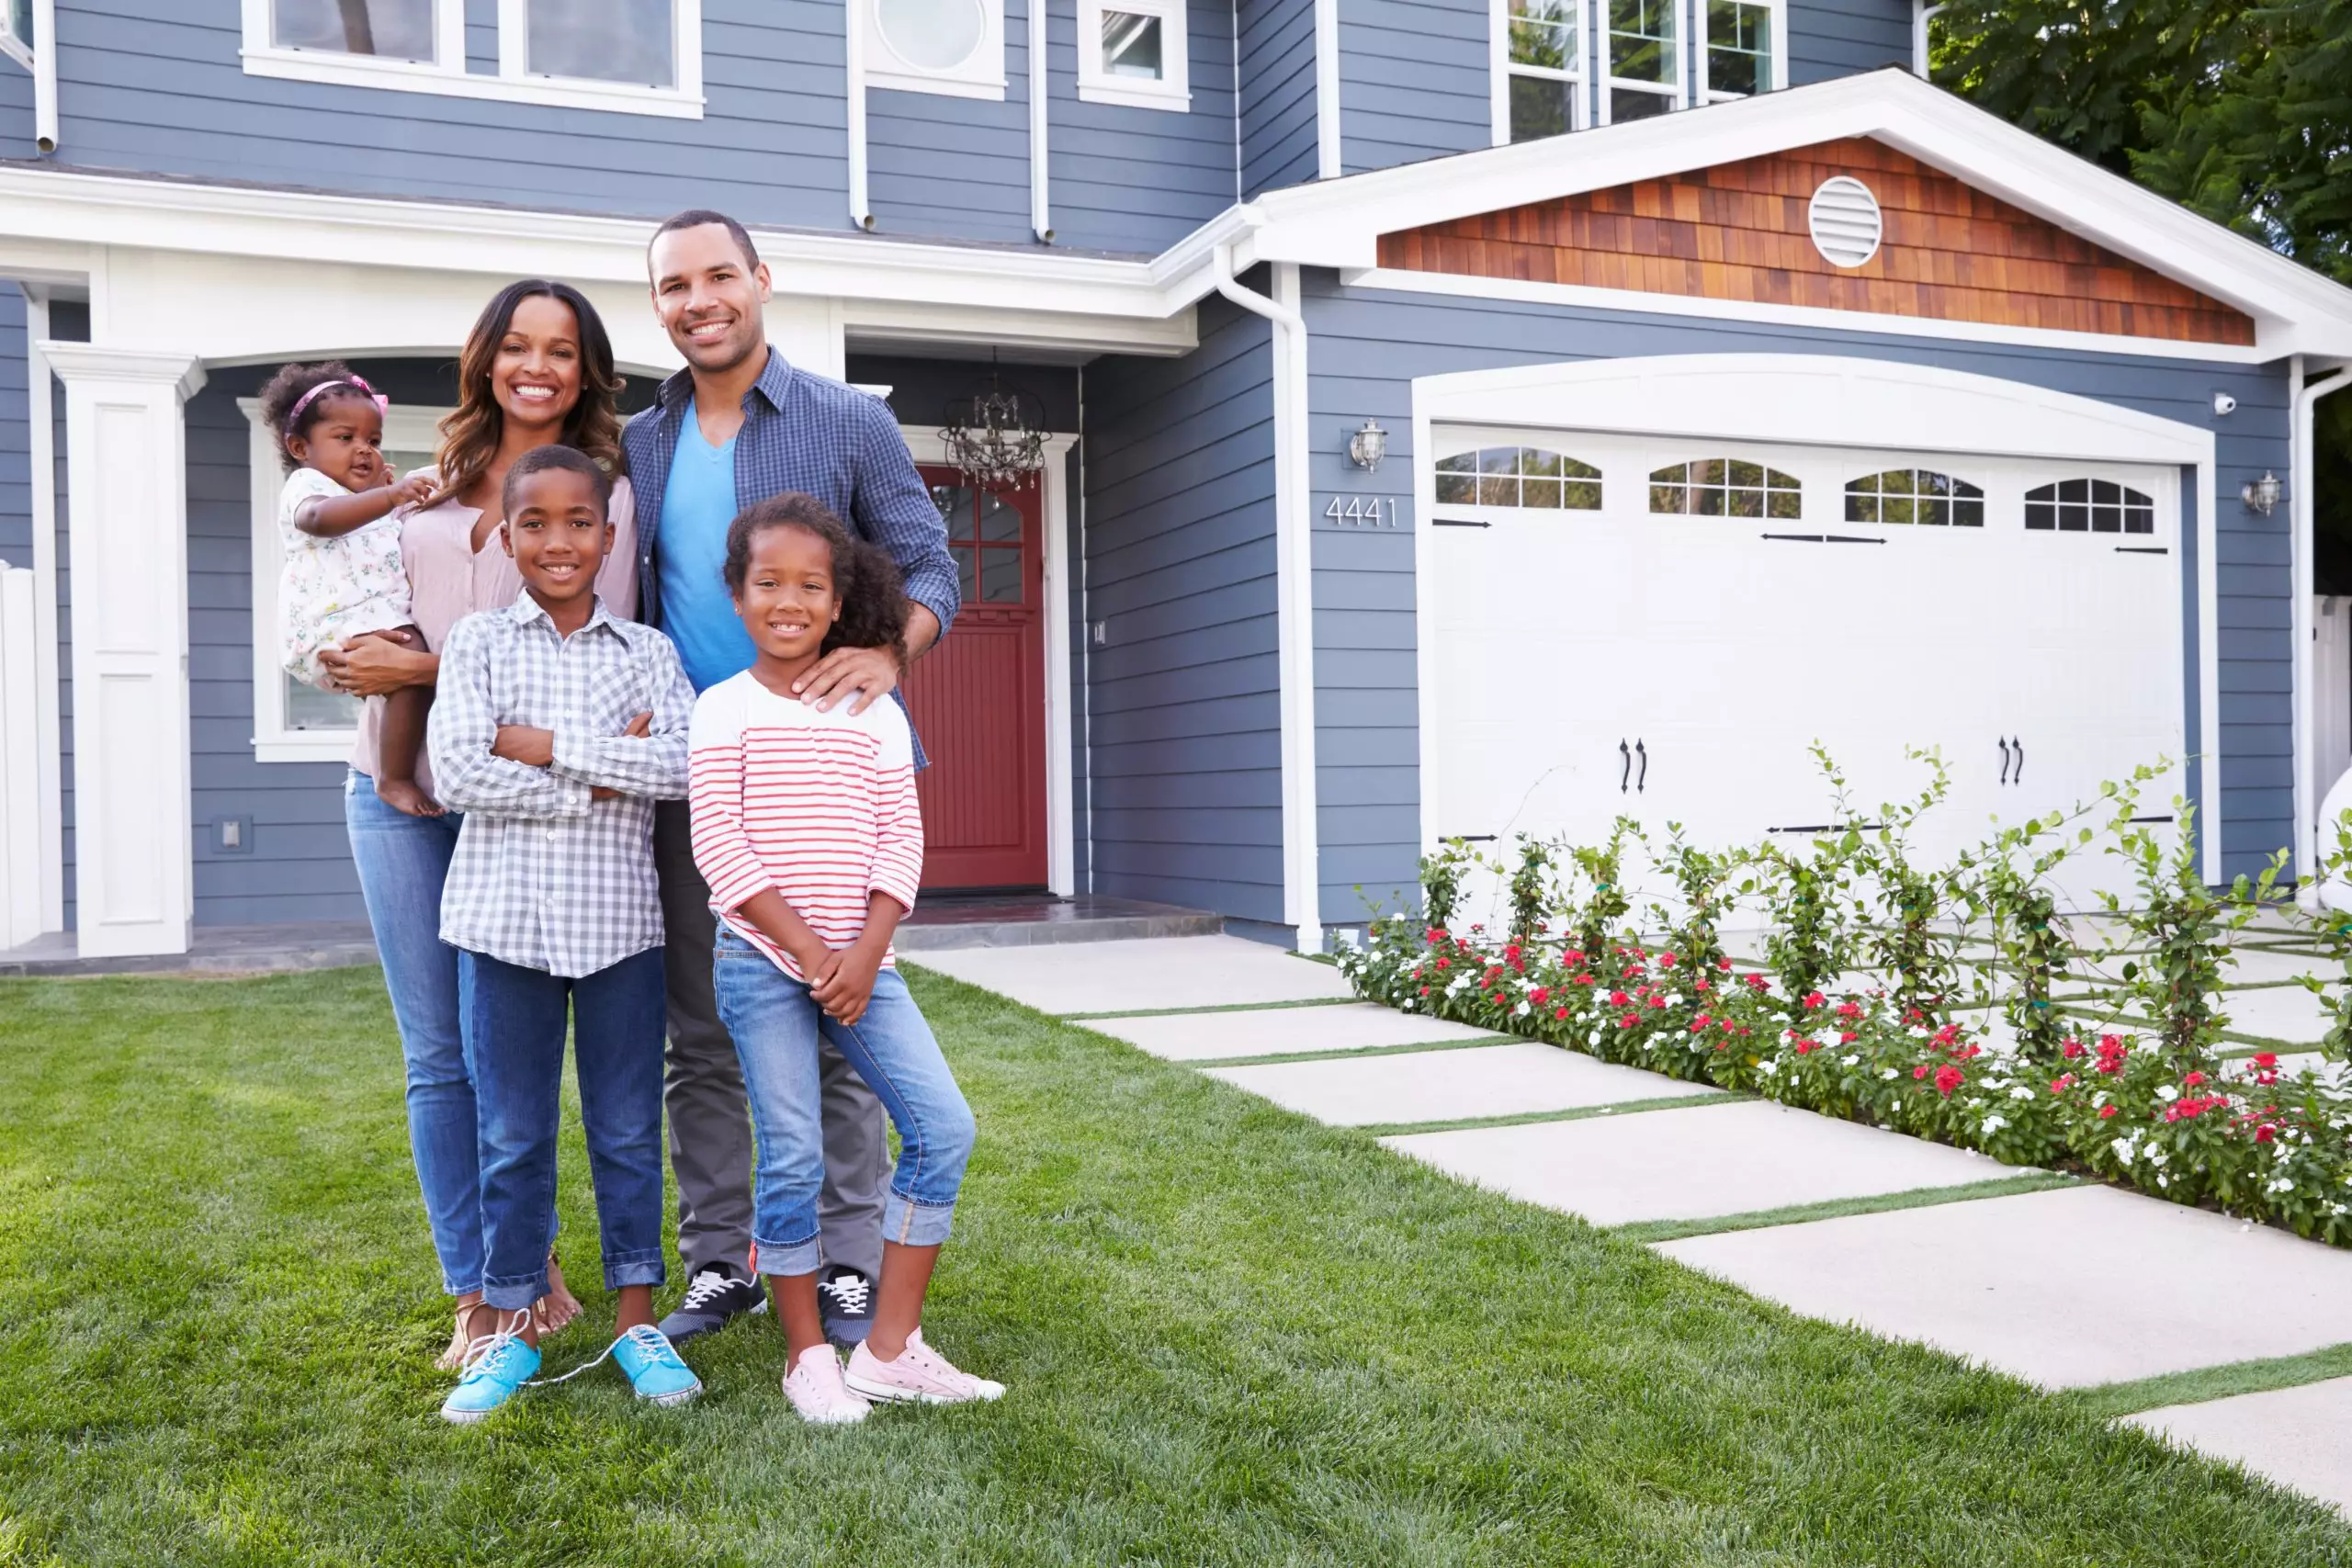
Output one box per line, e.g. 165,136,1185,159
1323,496,1400,527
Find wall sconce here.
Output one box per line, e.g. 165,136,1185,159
1347,419,1388,472
2243,471,2283,515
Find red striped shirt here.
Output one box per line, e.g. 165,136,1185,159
687,671,923,980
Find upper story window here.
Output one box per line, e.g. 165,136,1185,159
1499,1,1585,143
242,0,705,118
1078,0,1191,110
1845,468,1984,526
1696,0,1778,100
1649,457,1801,517
1435,446,1603,509
1602,0,1679,123
0,0,32,68
867,0,1009,99
2025,479,2155,535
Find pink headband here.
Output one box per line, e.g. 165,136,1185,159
287,375,390,427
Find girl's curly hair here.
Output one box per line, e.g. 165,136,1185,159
722,493,909,663
257,360,373,471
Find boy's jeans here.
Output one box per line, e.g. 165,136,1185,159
458,946,670,1313
711,928,976,1277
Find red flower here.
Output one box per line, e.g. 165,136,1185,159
2183,1071,2207,1088
1618,1012,1638,1029
1419,986,1430,997
1554,1006,1568,1020
2099,1103,2119,1119
1435,958,1450,970
2061,1038,2085,1060
1838,1031,1857,1044
1530,987,1551,1006
1658,953,1678,969
1717,956,1734,972
1914,1065,1930,1080
2253,1052,2279,1068
1803,991,1826,1010
1610,991,1631,1008
1647,994,1668,1010
1934,1065,1963,1098
2050,1075,2075,1095
1794,1038,1817,1055
1836,1001,1862,1021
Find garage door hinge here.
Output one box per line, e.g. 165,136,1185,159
1431,518,1491,528
2115,546,2167,555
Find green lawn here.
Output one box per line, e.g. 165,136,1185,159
1,966,2345,1566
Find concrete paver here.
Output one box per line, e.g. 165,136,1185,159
1385,1100,2002,1227
1207,1042,1718,1128
1084,1002,1503,1062
1659,1184,2352,1388
910,935,1355,1016
2129,1379,2352,1515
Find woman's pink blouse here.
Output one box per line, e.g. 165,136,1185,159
348,471,639,787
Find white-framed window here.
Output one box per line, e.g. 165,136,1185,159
1692,0,1782,101
1600,0,1680,123
1492,0,1586,144
0,0,31,70
1845,468,1984,526
1434,446,1602,510
865,0,1008,100
238,0,705,118
1648,457,1801,518
2025,479,2156,536
240,397,447,764
1077,0,1189,110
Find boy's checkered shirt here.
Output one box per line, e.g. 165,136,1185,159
427,594,695,978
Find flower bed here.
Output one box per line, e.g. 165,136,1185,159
1339,919,2352,1246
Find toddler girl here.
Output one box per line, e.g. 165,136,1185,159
690,492,1001,1425
262,361,438,817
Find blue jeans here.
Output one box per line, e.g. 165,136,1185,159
458,946,670,1312
345,772,481,1296
712,929,975,1275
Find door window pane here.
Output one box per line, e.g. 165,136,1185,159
977,491,1023,542
951,543,978,604
2025,479,2154,535
1650,458,1800,519
7,0,29,47
979,548,1023,604
273,0,437,60
1101,10,1163,78
526,0,674,86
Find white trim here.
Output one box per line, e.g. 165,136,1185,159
238,397,450,765
899,428,1080,898
1077,0,1191,110
0,22,29,72
1409,353,2223,883
240,0,706,119
864,0,1009,100
1913,2,1944,76
1341,266,2285,363
1314,0,1340,178
847,0,874,230
1029,0,1052,241
1690,0,1788,102
22,297,61,933
2293,359,2352,881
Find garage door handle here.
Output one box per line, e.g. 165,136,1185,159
1619,739,1632,793
1635,739,1647,792
1998,737,2012,784
2011,736,2025,784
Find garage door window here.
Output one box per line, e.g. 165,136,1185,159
1844,468,1984,526
2025,479,2154,535
1649,457,1800,518
1434,446,1602,509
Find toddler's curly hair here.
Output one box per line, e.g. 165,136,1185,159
257,360,373,471
721,493,909,663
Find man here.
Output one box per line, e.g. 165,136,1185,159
625,209,959,1348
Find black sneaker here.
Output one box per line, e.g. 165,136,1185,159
658,1265,766,1345
818,1266,875,1348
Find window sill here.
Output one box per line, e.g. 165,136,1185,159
865,65,1008,101
254,734,358,766
240,48,706,119
1076,79,1191,112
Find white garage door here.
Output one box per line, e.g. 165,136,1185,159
1422,426,2186,910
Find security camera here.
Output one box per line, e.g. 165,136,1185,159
2213,392,2238,416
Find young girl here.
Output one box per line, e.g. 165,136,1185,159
690,493,1001,1425
262,362,439,817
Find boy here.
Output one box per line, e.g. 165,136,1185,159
426,445,702,1423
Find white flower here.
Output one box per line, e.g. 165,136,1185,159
1843,1053,1860,1066
2156,1085,2179,1101
2147,1147,2168,1168
1981,1114,2008,1134
1514,1001,1531,1018
2009,1087,2036,1101
2268,1178,2298,1196
1881,1067,1899,1080
1760,1059,1780,1077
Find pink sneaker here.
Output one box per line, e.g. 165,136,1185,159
844,1329,1005,1405
782,1343,870,1425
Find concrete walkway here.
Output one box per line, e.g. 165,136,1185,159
913,931,2352,1515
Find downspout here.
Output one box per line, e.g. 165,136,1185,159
32,0,56,152
1912,4,1944,78
845,0,874,229
1211,240,1323,953
1028,0,1051,241
2294,355,2352,884
1313,0,1340,178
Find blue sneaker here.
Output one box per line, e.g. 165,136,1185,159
441,1330,540,1425
612,1323,702,1406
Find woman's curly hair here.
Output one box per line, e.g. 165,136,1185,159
722,493,909,664
429,279,624,509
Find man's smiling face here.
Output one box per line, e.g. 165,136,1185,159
649,222,770,376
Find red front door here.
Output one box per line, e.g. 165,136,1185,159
901,468,1050,890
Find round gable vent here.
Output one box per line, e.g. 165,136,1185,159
1808,176,1883,268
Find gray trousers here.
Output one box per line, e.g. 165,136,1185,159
653,799,888,1280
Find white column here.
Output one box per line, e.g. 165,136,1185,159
40,343,205,959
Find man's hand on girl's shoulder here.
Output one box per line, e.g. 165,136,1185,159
792,646,899,715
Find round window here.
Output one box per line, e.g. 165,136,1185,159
1807,176,1883,268
878,0,987,72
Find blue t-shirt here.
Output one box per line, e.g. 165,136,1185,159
657,400,759,693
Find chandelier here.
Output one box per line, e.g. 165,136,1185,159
941,373,1047,489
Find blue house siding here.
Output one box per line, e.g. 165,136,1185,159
869,0,1035,244
40,1,848,231
0,53,31,153
1299,271,2294,914
1080,290,1285,921
1787,6,1914,86
1048,0,1242,252
1239,0,1318,197
1339,0,1490,175
0,288,28,569
48,301,85,931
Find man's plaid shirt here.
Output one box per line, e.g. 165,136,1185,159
427,593,695,978
620,351,959,767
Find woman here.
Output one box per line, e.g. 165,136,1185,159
323,279,639,1368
